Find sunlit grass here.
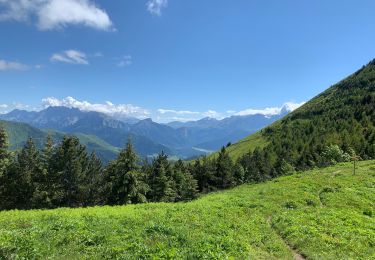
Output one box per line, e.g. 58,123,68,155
0,160,374,259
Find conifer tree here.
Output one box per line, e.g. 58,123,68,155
0,127,12,210
0,127,10,177
215,147,234,189
106,141,148,205
173,159,198,201
148,152,176,202
192,156,216,192
29,135,56,208
85,152,104,206
16,138,44,209
49,136,89,207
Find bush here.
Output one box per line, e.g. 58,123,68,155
321,145,352,165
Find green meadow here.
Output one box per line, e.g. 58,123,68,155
0,160,374,259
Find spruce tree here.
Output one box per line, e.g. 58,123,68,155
49,136,89,207
106,141,148,205
0,127,10,177
85,152,104,206
31,134,56,208
192,156,216,193
148,152,176,202
215,147,234,189
16,138,44,209
173,159,198,201
0,127,12,210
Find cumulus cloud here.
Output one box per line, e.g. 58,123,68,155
0,59,29,71
147,0,168,16
0,0,113,31
50,50,89,65
42,96,150,118
235,102,305,117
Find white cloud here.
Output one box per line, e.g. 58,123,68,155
42,96,150,118
117,55,132,67
3,96,304,123
50,50,89,65
13,102,29,110
0,0,113,31
155,108,223,122
157,109,200,115
235,102,305,117
0,59,29,71
147,0,168,16
0,102,31,114
203,110,221,118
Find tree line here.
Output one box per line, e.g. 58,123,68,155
0,123,370,211
0,128,249,210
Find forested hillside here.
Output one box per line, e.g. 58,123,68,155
224,59,375,179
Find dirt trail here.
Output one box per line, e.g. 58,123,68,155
267,216,306,260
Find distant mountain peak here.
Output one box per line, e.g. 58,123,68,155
139,118,153,123
44,106,81,112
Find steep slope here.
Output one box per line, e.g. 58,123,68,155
0,160,373,259
226,60,375,166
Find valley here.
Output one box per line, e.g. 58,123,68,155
0,105,288,161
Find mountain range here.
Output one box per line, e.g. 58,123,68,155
0,104,292,161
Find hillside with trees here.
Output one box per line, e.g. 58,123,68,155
225,59,375,176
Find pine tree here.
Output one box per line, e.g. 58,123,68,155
30,135,57,209
192,156,216,193
17,138,44,209
215,147,234,189
173,159,198,201
106,141,148,205
85,152,104,206
0,127,13,210
148,152,176,202
49,136,89,207
0,127,10,177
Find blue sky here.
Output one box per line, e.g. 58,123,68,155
1,0,375,122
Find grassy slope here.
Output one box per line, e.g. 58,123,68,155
0,160,374,259
74,133,120,162
225,131,268,160
208,131,268,161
